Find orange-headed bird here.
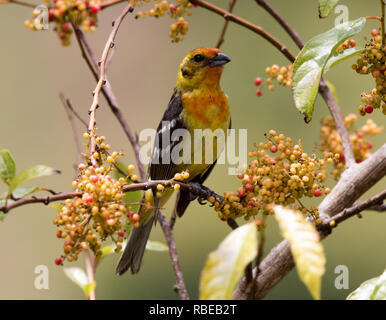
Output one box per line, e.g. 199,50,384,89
116,48,231,275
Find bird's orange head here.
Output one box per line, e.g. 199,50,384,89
176,48,231,92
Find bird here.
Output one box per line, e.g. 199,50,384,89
116,48,231,275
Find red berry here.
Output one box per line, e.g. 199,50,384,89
372,70,380,78
254,77,262,86
118,230,125,237
62,23,69,32
238,188,245,197
84,196,93,204
339,153,345,162
89,19,94,26
245,183,253,192
55,257,62,265
355,68,360,73
371,29,379,37
237,173,244,179
90,175,98,183
313,189,323,197
270,145,278,153
368,142,373,149
357,131,364,138
247,201,255,207
56,231,62,238
356,158,362,163
90,4,101,14
169,4,177,11
364,105,373,113
256,90,262,97
126,211,134,218
132,213,140,222
220,217,227,221
49,9,55,22
349,39,356,47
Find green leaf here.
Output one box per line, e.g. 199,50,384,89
63,267,96,297
318,0,339,18
146,240,169,252
0,150,16,185
11,186,40,199
324,47,365,74
199,223,258,300
347,269,386,300
9,165,60,193
274,206,326,300
111,160,129,180
292,17,366,122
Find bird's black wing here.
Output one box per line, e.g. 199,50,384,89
175,118,231,217
149,89,186,180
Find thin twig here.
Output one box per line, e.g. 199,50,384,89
59,93,83,165
0,180,222,213
380,0,385,45
255,0,303,49
215,0,237,48
88,4,134,167
8,0,36,8
189,0,296,62
72,23,146,181
101,0,125,9
321,189,386,228
157,211,190,300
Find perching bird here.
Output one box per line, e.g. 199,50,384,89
116,48,231,275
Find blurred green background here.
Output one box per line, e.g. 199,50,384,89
0,0,385,300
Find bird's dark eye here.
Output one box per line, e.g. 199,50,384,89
193,54,203,62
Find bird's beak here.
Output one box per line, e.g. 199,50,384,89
209,53,231,67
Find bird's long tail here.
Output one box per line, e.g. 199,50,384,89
115,212,155,275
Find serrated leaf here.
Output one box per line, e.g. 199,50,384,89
324,47,365,74
292,17,366,122
274,206,326,300
347,269,386,300
9,165,60,193
11,186,40,199
0,150,16,185
199,223,258,300
318,0,339,18
63,267,95,297
146,240,169,252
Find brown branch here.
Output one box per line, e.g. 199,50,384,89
255,0,303,49
190,0,296,62
7,0,36,8
100,0,126,9
321,189,386,228
157,211,190,300
233,144,386,299
88,4,133,167
59,93,83,166
255,0,355,166
215,0,237,48
72,23,146,181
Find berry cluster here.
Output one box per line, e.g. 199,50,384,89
319,113,383,179
353,29,386,115
53,133,137,265
254,64,293,97
335,38,356,52
132,0,194,42
24,0,103,46
214,131,331,224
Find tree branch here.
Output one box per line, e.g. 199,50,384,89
233,144,386,299
157,212,190,300
72,19,146,181
215,0,237,48
189,0,296,62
